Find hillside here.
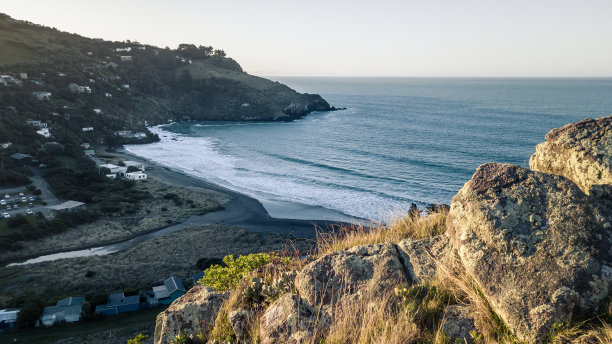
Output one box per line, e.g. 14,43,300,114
0,13,332,150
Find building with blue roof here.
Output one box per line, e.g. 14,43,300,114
95,292,140,316
41,297,85,327
152,276,186,305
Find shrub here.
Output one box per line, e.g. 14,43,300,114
198,253,291,291
127,333,149,344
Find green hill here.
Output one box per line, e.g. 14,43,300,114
0,13,333,151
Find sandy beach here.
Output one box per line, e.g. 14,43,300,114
113,146,361,238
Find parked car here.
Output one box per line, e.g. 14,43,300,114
25,209,33,215
21,197,27,202
0,200,5,205
29,196,35,201
19,192,24,196
13,204,18,209
3,213,9,219
5,205,10,210
28,203,33,207
4,194,9,199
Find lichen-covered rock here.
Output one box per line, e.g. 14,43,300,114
447,162,612,341
529,115,611,200
397,234,461,284
229,309,252,341
154,285,227,344
294,242,409,309
259,293,330,344
441,305,477,344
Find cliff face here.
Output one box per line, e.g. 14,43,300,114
154,116,611,344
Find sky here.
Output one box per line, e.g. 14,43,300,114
2,0,612,77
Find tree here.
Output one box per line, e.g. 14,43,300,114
16,300,43,329
213,49,226,58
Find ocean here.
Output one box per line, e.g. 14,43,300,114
126,77,612,223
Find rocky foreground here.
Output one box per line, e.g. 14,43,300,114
154,116,611,343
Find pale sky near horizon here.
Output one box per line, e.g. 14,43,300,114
2,0,612,77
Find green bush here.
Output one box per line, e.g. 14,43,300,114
198,253,291,291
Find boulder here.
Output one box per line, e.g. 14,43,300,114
294,242,409,309
397,234,461,285
447,162,612,341
154,285,227,344
529,115,611,200
259,293,331,344
229,309,252,341
441,305,477,344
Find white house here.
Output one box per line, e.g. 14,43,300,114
115,47,132,52
0,309,19,332
123,160,145,171
122,84,130,89
105,93,112,98
36,128,51,138
120,56,133,61
100,163,127,176
93,108,103,114
32,91,51,100
82,127,94,132
19,72,27,79
26,120,47,128
68,83,91,94
105,173,117,179
125,171,147,180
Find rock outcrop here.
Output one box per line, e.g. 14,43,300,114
154,286,227,344
441,305,477,343
259,293,331,344
530,115,611,200
447,162,612,341
396,234,461,285
294,242,409,310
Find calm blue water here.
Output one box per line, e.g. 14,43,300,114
127,78,612,222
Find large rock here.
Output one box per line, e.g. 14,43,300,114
441,305,477,344
259,293,331,344
294,242,409,309
397,234,462,285
154,286,227,344
447,162,612,341
530,116,611,200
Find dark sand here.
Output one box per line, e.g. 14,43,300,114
113,146,361,239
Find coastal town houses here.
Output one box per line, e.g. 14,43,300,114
68,83,91,93
0,309,19,332
152,277,186,305
125,171,147,180
41,297,84,327
95,293,140,316
100,163,127,176
123,160,146,171
10,153,34,166
32,91,51,100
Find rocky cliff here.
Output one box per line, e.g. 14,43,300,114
154,115,611,344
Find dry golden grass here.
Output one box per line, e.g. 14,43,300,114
316,209,447,258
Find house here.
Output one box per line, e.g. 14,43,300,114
0,309,19,332
57,72,66,77
106,173,117,179
125,171,147,180
41,297,84,327
26,120,47,128
105,93,113,98
122,84,130,89
0,142,12,149
100,163,127,176
84,149,95,157
137,46,146,50
192,271,205,286
152,277,186,305
80,143,91,149
32,91,51,100
10,153,33,165
47,201,86,217
114,130,133,137
82,127,94,132
19,72,27,79
68,83,91,93
36,128,51,138
115,47,132,52
123,160,145,171
93,108,102,114
0,75,22,86
95,292,141,316
120,56,133,61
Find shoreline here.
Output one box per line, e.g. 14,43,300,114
116,145,371,226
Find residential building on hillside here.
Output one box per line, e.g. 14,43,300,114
41,297,84,327
0,309,19,332
95,293,141,316
32,91,51,100
125,171,147,180
152,277,186,305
